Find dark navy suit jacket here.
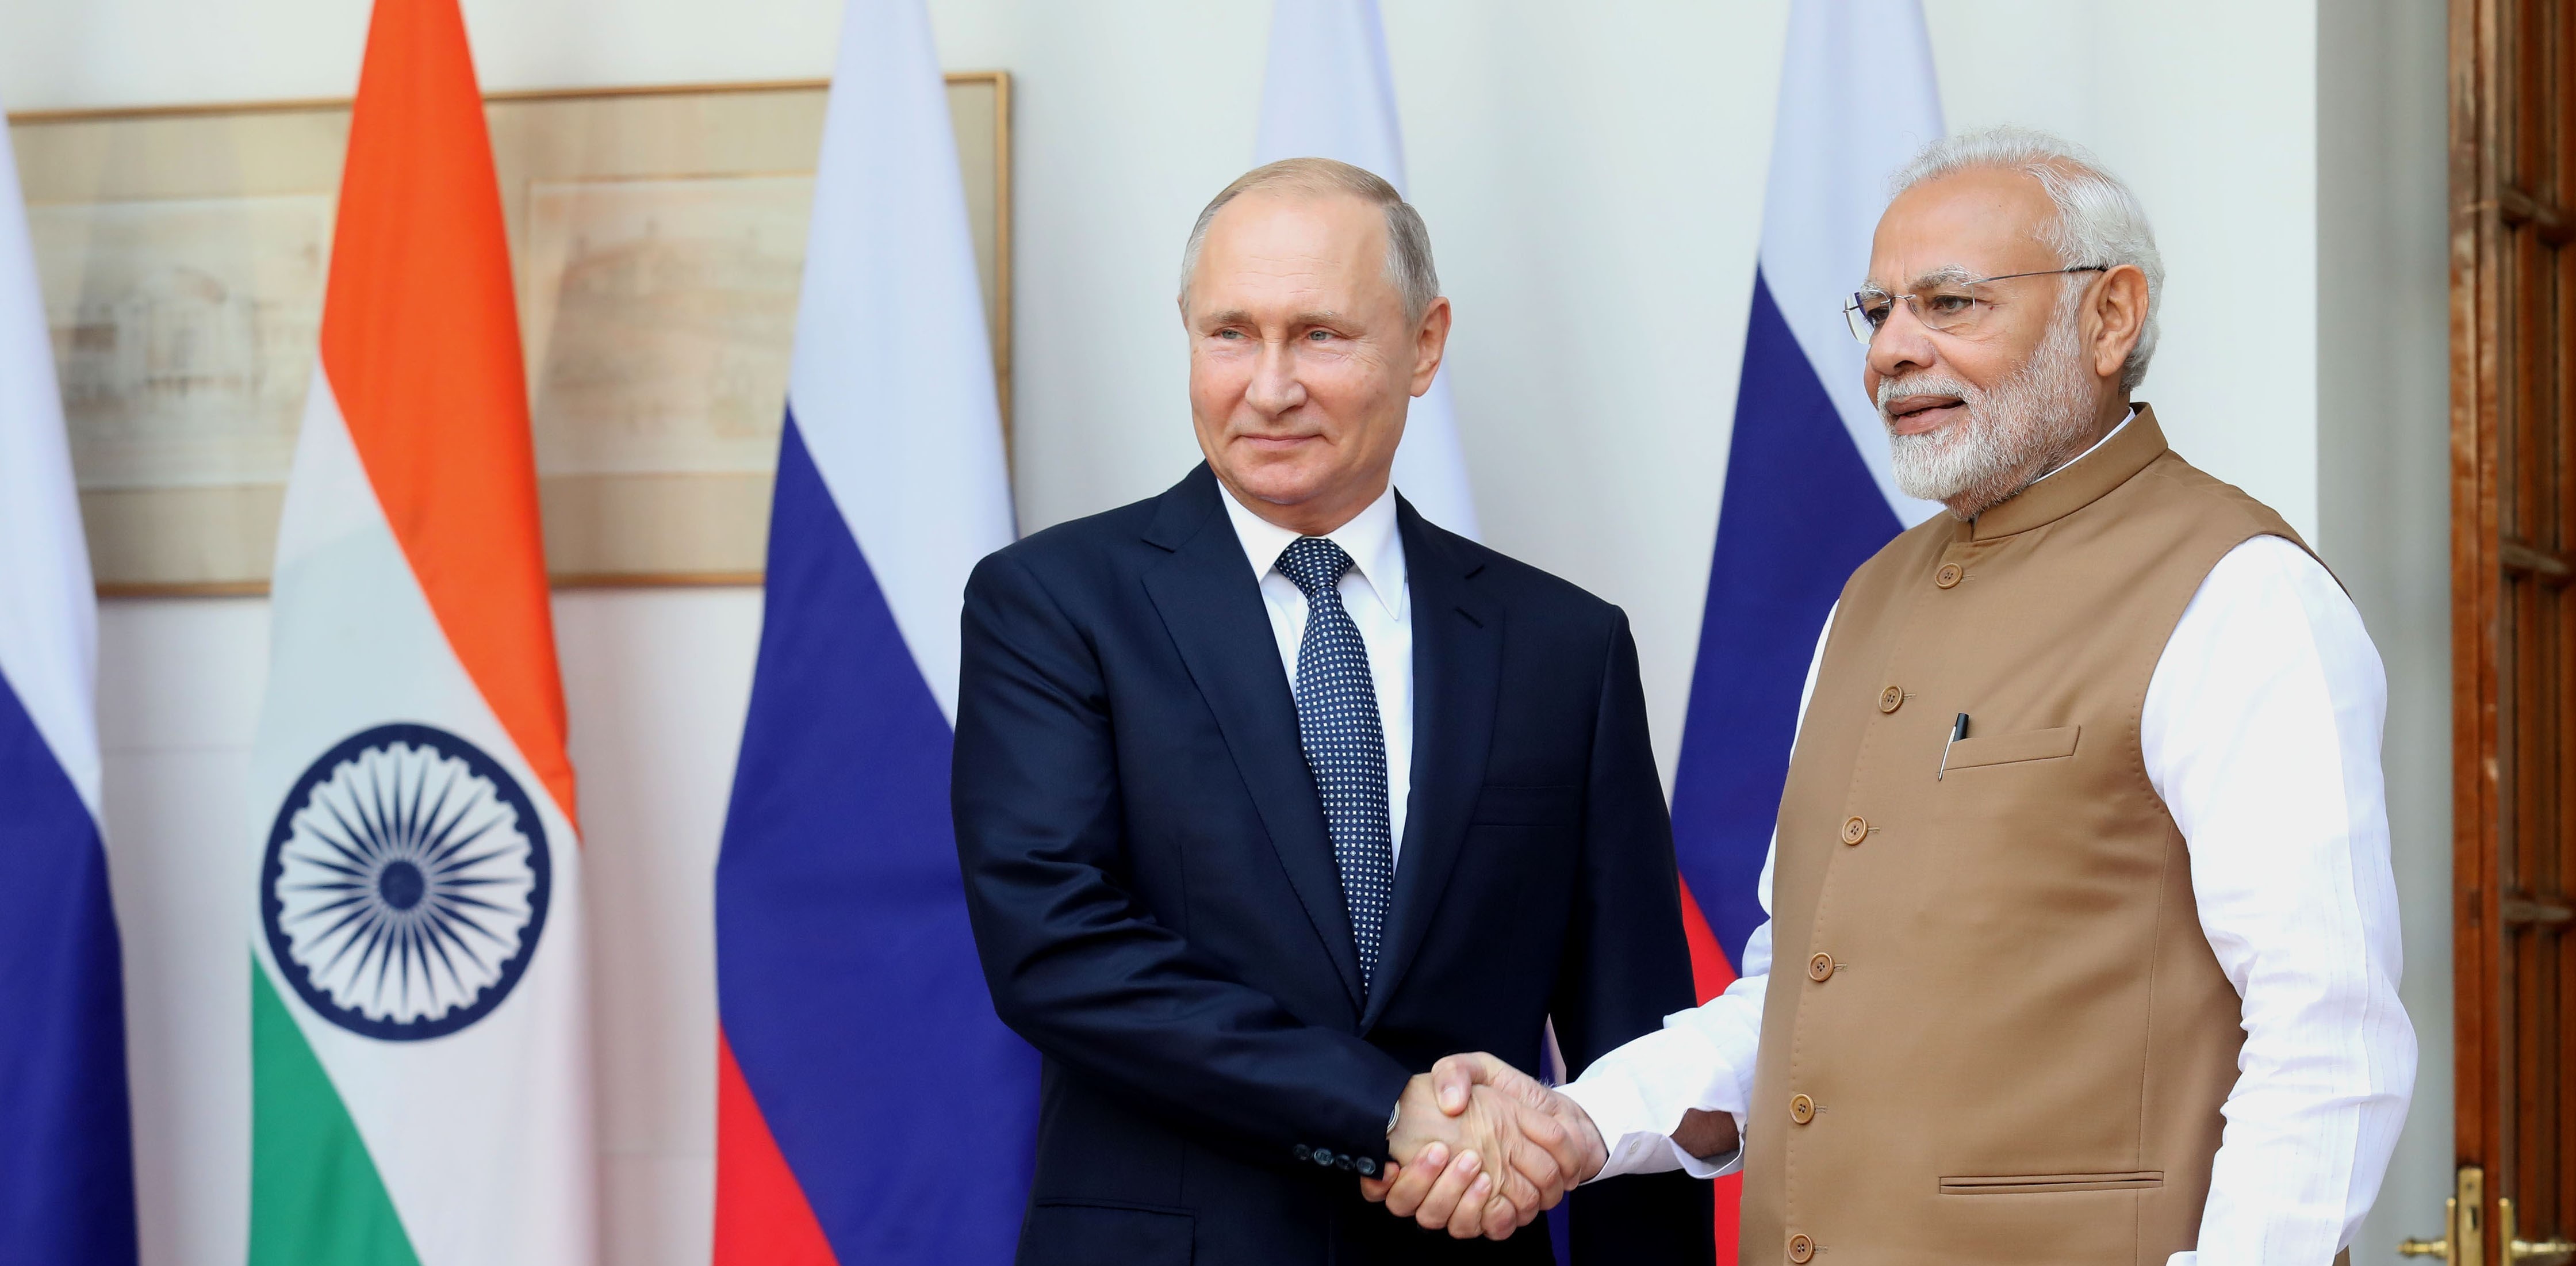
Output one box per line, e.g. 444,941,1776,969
953,465,1712,1265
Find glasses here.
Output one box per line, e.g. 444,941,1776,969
1842,266,2107,342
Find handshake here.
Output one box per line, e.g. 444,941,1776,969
1358,1052,1738,1241
1360,1053,1603,1241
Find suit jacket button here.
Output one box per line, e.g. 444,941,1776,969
1789,1093,1815,1124
1807,953,1835,981
1788,1232,1816,1263
1356,1157,1378,1177
1935,563,1963,588
1313,1149,1336,1166
1879,685,1903,713
1293,1145,1312,1162
1336,1155,1355,1171
1840,816,1868,845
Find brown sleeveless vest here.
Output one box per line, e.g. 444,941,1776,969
1738,408,2309,1265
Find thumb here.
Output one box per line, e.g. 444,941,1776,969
1431,1052,1506,1115
1360,1164,1398,1203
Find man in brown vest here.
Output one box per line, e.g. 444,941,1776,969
1363,127,2416,1264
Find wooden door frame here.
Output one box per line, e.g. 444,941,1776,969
2450,0,2576,1249
2447,0,2500,1202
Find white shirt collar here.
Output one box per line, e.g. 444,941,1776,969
1220,480,1409,624
2033,406,2137,487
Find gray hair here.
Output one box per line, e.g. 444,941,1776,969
1178,157,1442,324
1889,126,2165,392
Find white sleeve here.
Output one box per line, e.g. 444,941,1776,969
2141,537,2415,1266
1559,605,1834,1181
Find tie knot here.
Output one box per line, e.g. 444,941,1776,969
1275,536,1355,598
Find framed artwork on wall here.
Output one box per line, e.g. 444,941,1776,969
6,74,1012,594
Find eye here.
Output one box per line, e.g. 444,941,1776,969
1858,296,1893,328
1925,290,1979,316
1307,328,1335,341
1214,328,1245,339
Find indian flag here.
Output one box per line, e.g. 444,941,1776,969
244,0,593,1262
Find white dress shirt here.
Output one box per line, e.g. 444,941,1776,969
1561,437,2416,1264
1220,483,1414,861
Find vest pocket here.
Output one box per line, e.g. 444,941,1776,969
1939,1169,2163,1195
1942,725,2080,771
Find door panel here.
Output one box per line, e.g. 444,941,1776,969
2451,0,2576,1260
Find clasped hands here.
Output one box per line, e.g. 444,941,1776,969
1358,1053,1604,1241
1359,1051,1743,1240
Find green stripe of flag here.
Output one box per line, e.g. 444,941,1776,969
249,961,421,1266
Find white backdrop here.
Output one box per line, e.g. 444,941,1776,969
1,1,2452,1262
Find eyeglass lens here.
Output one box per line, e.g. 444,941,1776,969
1846,288,1985,342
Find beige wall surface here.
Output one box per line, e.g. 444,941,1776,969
0,2,2449,1264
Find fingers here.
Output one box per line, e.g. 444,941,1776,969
1359,1162,1395,1205
1560,1096,1611,1185
1379,1142,1447,1218
1490,1123,1557,1211
1460,1087,1562,1216
1482,1191,1528,1241
1520,1097,1589,1193
1444,1171,1496,1240
1482,1152,1546,1221
1412,1148,1488,1233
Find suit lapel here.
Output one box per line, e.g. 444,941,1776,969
1363,502,1501,1028
1138,466,1366,1011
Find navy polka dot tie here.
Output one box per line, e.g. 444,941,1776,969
1276,536,1394,995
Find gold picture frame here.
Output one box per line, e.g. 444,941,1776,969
7,74,1012,595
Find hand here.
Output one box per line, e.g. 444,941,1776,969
1359,1053,1605,1240
1674,1107,1739,1161
1362,1073,1548,1239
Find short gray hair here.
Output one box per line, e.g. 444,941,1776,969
1178,157,1442,323
1889,126,2165,392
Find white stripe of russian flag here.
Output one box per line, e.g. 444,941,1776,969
1759,0,1948,528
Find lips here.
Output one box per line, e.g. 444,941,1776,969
1883,397,1962,435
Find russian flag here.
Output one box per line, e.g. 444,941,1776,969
1668,2,1943,1254
0,82,139,1265
711,0,1028,1261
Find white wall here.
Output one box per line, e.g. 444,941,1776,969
2319,1,2455,1260
3,2,2451,1263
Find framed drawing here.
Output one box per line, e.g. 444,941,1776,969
6,74,1011,593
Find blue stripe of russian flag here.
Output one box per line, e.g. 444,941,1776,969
0,95,137,1266
0,674,136,1264
1670,270,1900,965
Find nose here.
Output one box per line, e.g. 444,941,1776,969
1866,297,1940,382
1244,336,1307,418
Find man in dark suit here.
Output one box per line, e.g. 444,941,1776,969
952,157,1711,1265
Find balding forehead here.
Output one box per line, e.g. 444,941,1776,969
1866,172,2063,292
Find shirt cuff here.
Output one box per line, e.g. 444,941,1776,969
1558,1081,1745,1181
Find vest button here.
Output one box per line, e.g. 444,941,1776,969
1807,953,1835,981
1935,563,1964,588
1839,816,1868,845
1788,1233,1816,1263
1878,684,1903,713
1789,1093,1815,1123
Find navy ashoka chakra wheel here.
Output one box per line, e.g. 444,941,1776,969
260,722,551,1041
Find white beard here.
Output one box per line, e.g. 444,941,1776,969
1879,307,2098,517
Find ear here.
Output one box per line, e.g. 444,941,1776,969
2087,264,2149,384
1411,296,1454,397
